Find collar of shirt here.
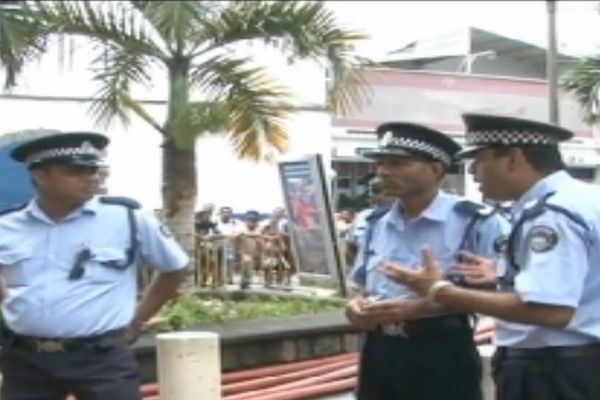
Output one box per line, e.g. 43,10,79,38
383,190,454,230
25,196,100,224
511,170,571,218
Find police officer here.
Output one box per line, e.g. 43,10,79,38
344,122,509,400
346,175,394,264
381,113,600,400
0,132,189,400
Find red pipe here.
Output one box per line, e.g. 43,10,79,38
223,360,356,396
223,352,357,384
225,365,357,400
223,377,357,400
138,352,358,397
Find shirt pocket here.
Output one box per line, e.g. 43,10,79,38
88,247,131,283
0,246,35,287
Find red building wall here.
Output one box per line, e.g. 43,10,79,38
333,69,593,138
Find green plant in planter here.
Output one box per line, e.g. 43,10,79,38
153,293,345,331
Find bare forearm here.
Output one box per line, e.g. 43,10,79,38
134,269,187,323
435,286,574,327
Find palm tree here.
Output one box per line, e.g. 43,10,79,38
562,55,600,124
0,1,367,255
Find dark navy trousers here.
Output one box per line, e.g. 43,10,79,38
356,316,482,400
493,346,600,400
0,338,141,400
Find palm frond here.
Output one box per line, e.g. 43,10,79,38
172,101,229,148
327,55,374,115
225,77,293,162
198,1,364,56
189,54,251,98
21,1,165,59
194,1,369,114
190,56,293,160
88,46,160,132
561,55,600,124
119,90,164,134
131,1,221,57
0,3,48,88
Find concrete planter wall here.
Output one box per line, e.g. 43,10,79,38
134,310,360,383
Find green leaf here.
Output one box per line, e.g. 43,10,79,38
154,293,344,331
172,101,230,148
87,46,159,130
561,55,600,124
0,3,49,88
193,1,370,118
132,0,221,57
189,55,293,160
16,1,163,57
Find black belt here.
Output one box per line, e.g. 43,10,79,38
9,328,125,353
374,314,472,339
496,343,600,359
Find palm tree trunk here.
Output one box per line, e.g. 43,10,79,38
162,60,197,287
162,136,197,255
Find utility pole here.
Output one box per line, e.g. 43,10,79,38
547,0,560,124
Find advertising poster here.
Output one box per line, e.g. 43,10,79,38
278,154,346,295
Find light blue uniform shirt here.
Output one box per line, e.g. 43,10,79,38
497,171,600,348
347,207,376,248
351,191,510,301
0,197,189,338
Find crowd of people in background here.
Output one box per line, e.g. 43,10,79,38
193,175,398,291
194,203,294,289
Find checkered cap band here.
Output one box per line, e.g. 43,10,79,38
466,130,558,147
382,136,452,166
25,142,102,164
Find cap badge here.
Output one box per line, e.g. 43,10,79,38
380,131,394,147
80,141,96,154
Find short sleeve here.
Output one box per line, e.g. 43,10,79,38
136,210,190,272
515,212,589,308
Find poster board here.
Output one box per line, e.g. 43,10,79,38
278,154,347,296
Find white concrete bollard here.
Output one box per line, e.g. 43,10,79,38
156,331,221,400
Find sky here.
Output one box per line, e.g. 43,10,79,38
325,1,600,59
6,1,600,102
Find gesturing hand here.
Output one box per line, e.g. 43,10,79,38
344,296,378,330
360,298,426,324
378,247,442,296
452,250,497,286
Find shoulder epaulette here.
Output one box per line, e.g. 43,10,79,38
366,205,391,222
454,200,494,217
0,202,28,217
99,196,141,209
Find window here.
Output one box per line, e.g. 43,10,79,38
337,178,351,189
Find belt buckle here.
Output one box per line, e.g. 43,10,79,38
382,323,408,337
35,339,65,353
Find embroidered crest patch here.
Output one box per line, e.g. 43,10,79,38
528,225,558,253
